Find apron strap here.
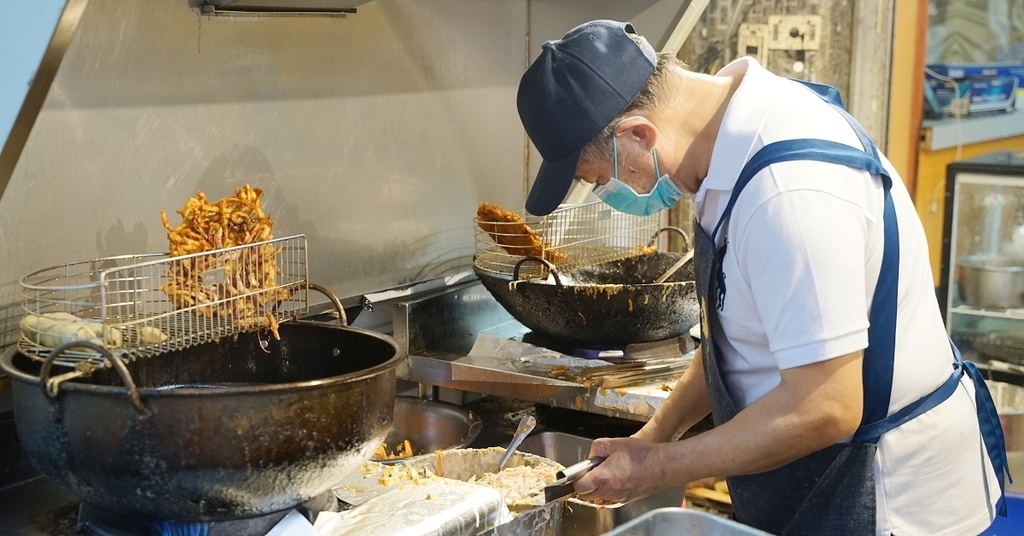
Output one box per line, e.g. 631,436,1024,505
853,342,1013,515
852,363,962,442
708,137,900,439
959,348,1015,516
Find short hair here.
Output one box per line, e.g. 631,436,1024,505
580,43,689,162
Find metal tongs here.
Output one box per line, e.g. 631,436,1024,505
543,456,606,503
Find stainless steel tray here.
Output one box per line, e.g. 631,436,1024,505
601,507,768,536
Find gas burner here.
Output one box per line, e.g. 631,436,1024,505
74,491,339,536
521,331,625,359
521,332,694,362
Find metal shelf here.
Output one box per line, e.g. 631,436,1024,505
922,110,1024,151
949,305,1024,320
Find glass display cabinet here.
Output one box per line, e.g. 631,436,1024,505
939,151,1024,375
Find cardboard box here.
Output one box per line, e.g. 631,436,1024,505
927,62,1024,84
925,65,1019,117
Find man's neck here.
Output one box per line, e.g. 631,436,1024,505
664,69,742,192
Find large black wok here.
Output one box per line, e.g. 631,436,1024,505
0,321,404,521
475,251,699,347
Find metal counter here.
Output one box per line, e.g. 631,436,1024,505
392,278,691,423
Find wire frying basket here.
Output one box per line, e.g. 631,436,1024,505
474,201,663,278
18,235,308,368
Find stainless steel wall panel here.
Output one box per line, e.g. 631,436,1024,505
0,0,691,352
0,0,529,313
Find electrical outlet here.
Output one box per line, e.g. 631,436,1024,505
737,23,769,65
767,15,822,50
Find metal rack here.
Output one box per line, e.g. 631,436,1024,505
474,201,662,278
18,234,308,367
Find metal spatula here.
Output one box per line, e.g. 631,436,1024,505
653,250,695,284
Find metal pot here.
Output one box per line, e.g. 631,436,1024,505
0,321,405,521
957,254,1024,309
475,252,699,347
372,396,482,464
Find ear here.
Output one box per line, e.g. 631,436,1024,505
614,117,658,152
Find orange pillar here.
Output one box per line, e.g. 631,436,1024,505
887,0,929,199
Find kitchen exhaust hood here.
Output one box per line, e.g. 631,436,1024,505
200,0,373,15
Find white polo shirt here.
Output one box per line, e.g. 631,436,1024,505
696,57,1000,536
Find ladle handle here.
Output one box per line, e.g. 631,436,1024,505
497,414,537,471
654,249,695,284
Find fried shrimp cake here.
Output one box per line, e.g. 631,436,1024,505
476,202,566,263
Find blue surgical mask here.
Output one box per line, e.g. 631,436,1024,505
592,118,683,216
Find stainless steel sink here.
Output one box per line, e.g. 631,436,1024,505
519,431,687,535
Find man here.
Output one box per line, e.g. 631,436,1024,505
516,20,1010,535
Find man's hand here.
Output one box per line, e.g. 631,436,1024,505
573,437,667,503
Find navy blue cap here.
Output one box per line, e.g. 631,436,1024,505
517,20,657,216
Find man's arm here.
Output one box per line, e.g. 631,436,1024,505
634,346,712,443
576,351,864,502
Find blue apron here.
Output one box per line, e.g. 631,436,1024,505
693,80,1012,534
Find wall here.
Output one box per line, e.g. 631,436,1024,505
0,0,688,351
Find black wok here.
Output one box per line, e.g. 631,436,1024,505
475,251,699,347
0,321,404,521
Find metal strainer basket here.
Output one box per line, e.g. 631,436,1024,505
18,235,309,369
474,201,663,279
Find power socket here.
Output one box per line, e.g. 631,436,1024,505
737,23,769,65
767,15,822,50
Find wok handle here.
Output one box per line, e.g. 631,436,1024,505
513,256,563,287
307,283,348,327
648,226,690,252
40,341,147,414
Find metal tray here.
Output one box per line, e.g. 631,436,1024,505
601,507,768,536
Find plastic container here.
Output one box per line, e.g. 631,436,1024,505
979,493,1024,536
600,507,769,536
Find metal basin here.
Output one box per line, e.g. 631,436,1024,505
372,396,482,464
519,431,686,534
957,255,1024,309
